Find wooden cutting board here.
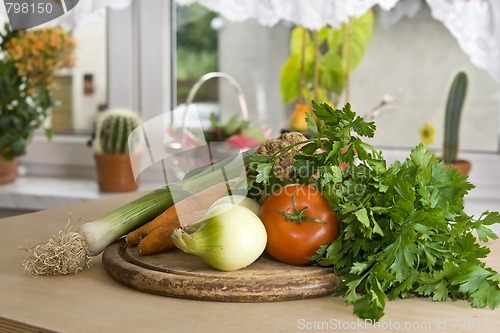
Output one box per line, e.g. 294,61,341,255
102,239,340,302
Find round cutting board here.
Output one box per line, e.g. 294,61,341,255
102,239,340,302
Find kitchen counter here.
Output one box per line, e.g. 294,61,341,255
1,191,499,333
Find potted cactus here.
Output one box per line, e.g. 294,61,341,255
93,108,143,192
442,70,471,175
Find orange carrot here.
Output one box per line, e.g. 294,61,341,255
137,209,207,255
175,181,232,217
126,181,231,246
126,205,178,245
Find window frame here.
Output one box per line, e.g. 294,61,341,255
20,0,174,183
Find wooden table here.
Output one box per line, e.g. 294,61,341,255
1,191,499,333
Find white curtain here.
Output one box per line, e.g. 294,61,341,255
427,0,500,85
176,0,400,29
176,0,500,85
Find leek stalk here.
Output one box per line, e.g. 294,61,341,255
77,185,187,255
22,152,248,276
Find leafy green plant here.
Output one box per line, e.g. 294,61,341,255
0,58,52,160
94,109,143,155
280,11,373,106
202,113,266,143
249,102,500,322
443,70,468,163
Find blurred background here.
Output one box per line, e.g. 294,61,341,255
0,0,499,227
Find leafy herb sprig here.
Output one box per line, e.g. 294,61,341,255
252,101,500,321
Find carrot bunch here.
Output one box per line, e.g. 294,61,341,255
126,182,231,255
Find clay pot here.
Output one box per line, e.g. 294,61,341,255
94,153,141,192
0,157,18,184
445,159,472,176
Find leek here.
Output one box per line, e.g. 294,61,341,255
22,153,248,276
77,185,187,255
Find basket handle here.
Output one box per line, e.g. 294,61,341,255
181,72,249,148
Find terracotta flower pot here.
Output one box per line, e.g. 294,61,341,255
0,157,18,184
94,153,141,192
445,159,472,176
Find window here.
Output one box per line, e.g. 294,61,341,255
173,2,290,138
175,3,218,105
14,1,500,182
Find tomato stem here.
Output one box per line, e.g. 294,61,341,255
273,193,326,224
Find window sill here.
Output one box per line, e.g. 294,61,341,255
0,175,159,212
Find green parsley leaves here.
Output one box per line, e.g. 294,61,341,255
252,102,500,321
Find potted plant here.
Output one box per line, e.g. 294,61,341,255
442,70,471,175
93,108,143,192
280,10,374,132
0,24,77,184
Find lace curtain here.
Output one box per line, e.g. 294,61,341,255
427,0,500,85
176,0,500,85
176,0,400,29
1,0,498,84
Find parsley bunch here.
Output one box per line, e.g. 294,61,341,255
252,102,500,321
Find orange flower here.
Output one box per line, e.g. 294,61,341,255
3,26,77,90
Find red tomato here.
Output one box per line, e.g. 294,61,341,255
259,184,338,265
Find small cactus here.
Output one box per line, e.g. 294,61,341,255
95,109,143,154
443,70,468,164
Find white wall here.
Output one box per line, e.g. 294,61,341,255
218,19,291,137
350,5,499,153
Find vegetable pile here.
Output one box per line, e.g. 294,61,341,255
21,165,242,275
22,101,500,323
247,101,500,321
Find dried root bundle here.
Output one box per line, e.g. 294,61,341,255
22,231,93,276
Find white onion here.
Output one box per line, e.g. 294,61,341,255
171,205,267,271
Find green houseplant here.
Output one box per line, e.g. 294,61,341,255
0,23,76,183
0,58,51,183
280,11,373,131
442,70,471,175
93,108,143,192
